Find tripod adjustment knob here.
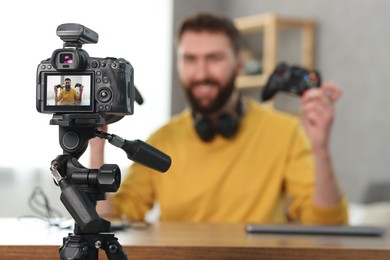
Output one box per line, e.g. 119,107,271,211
97,164,120,191
108,243,118,254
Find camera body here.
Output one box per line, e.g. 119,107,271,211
261,63,321,101
36,23,134,124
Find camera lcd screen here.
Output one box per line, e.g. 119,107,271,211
43,73,93,112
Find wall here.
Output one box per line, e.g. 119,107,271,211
0,0,173,217
172,0,390,203
171,0,228,115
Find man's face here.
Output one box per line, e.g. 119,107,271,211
65,80,71,91
177,31,241,114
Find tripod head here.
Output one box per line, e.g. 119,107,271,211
48,113,171,260
50,113,171,234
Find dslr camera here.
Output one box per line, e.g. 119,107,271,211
261,63,321,101
36,23,134,124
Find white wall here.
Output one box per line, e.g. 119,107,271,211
0,0,173,171
0,0,172,217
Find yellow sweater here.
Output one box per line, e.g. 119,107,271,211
58,88,79,104
113,98,347,224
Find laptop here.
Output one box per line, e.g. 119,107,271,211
246,224,386,236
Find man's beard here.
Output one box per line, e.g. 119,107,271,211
184,72,236,115
65,86,71,92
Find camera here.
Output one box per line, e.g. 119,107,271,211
36,23,134,124
261,63,321,101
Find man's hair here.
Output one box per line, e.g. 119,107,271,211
177,13,242,55
65,78,71,81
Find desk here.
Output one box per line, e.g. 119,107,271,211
1,218,390,259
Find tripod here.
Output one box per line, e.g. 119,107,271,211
60,231,126,259
49,114,171,260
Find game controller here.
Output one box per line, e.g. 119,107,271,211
261,63,321,101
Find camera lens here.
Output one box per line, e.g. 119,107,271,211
98,88,112,103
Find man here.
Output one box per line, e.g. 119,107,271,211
91,13,347,224
54,78,83,105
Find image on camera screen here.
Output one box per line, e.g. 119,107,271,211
44,73,93,112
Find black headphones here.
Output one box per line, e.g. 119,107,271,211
193,97,243,142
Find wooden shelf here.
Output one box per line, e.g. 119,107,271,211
234,13,316,90
235,74,268,90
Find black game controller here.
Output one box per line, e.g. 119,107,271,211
261,63,321,101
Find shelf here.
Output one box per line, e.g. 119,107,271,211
234,13,316,90
235,74,268,90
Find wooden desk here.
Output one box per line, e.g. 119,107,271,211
1,218,390,259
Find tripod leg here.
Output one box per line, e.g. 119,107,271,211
60,232,127,260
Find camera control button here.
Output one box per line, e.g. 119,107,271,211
98,88,112,103
96,71,102,76
41,65,46,69
105,105,111,110
47,65,52,69
90,60,99,68
98,105,105,111
96,78,102,83
103,77,110,84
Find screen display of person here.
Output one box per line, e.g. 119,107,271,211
44,73,93,112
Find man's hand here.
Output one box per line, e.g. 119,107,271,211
301,82,343,207
89,124,107,168
300,82,342,151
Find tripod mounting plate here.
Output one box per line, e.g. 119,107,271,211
50,113,106,127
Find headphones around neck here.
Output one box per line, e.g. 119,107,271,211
192,97,243,142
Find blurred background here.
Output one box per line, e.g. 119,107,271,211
1,0,389,223
171,0,390,207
